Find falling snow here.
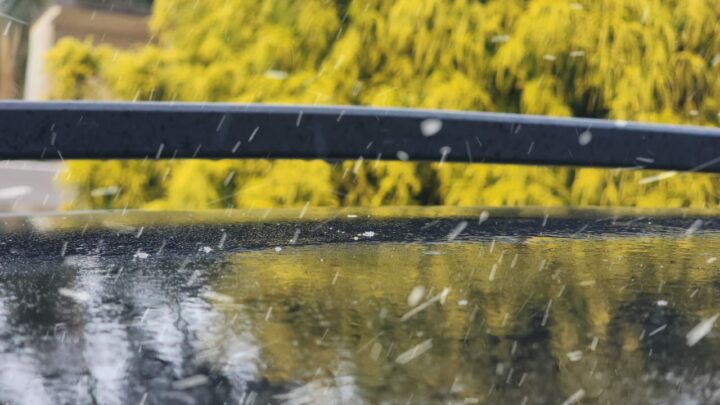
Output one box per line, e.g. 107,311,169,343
420,119,443,137
133,251,150,260
687,313,719,347
578,130,592,146
395,339,433,365
58,288,91,303
447,221,468,241
407,286,425,307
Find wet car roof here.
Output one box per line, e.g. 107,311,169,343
2,206,718,253
1,207,720,404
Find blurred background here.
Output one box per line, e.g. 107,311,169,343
1,0,151,211
2,0,720,212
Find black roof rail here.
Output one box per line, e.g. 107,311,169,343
2,101,720,172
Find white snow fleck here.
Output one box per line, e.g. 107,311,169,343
362,231,376,238
566,351,583,362
133,251,149,260
447,221,468,241
396,150,410,161
274,246,283,252
561,389,586,405
639,171,677,184
458,300,468,306
478,210,489,225
541,299,552,326
58,288,91,303
407,286,426,307
589,336,599,351
299,201,310,219
401,288,450,321
289,229,300,244
686,219,704,235
648,324,667,337
200,246,213,254
200,291,234,304
439,146,452,165
248,126,260,142
578,130,592,146
489,264,498,281
420,119,443,137
395,339,433,365
172,375,209,390
687,313,719,347
657,300,668,307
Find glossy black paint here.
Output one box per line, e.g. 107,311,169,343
2,102,720,171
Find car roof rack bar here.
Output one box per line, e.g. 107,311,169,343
2,101,720,172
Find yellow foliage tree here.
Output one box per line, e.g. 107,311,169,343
47,0,720,209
